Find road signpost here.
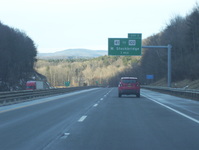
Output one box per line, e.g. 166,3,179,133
142,45,172,87
108,33,172,87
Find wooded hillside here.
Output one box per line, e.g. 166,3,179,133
109,4,199,86
36,4,199,87
1,4,198,90
35,56,140,87
138,4,199,83
0,22,37,91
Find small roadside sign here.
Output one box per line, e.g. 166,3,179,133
65,81,70,87
146,75,154,80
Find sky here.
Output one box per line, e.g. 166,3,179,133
0,0,198,53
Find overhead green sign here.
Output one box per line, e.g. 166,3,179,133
108,33,142,56
128,33,142,39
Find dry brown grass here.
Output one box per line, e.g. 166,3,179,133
151,79,199,89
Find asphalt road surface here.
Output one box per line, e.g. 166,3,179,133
0,87,199,150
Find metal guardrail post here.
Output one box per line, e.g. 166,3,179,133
167,44,172,87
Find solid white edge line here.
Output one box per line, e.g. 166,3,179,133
78,115,87,122
143,95,199,124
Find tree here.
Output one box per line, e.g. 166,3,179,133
0,22,37,91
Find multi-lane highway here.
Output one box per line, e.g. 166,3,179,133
0,87,199,150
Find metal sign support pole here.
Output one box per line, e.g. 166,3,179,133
167,44,172,87
142,45,172,87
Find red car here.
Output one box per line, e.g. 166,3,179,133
118,77,140,98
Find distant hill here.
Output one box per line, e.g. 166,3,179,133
37,49,108,59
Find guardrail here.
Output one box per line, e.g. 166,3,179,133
0,86,97,106
142,86,199,100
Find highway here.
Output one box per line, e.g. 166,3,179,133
0,87,199,150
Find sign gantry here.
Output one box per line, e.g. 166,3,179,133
108,33,172,87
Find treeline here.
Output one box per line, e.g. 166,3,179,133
35,56,140,87
142,4,199,82
0,22,37,91
109,4,199,86
36,4,199,87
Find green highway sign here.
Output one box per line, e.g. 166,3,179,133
108,33,142,56
128,33,142,39
64,81,70,87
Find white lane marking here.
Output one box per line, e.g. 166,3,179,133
143,96,199,124
93,104,98,107
100,98,104,101
78,115,87,122
103,89,112,98
61,133,70,139
64,133,70,136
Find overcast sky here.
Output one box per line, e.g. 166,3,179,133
0,0,198,53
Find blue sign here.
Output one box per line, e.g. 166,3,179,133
146,75,154,79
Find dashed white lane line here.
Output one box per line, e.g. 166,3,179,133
100,98,104,101
78,115,87,122
93,104,98,107
61,133,70,139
